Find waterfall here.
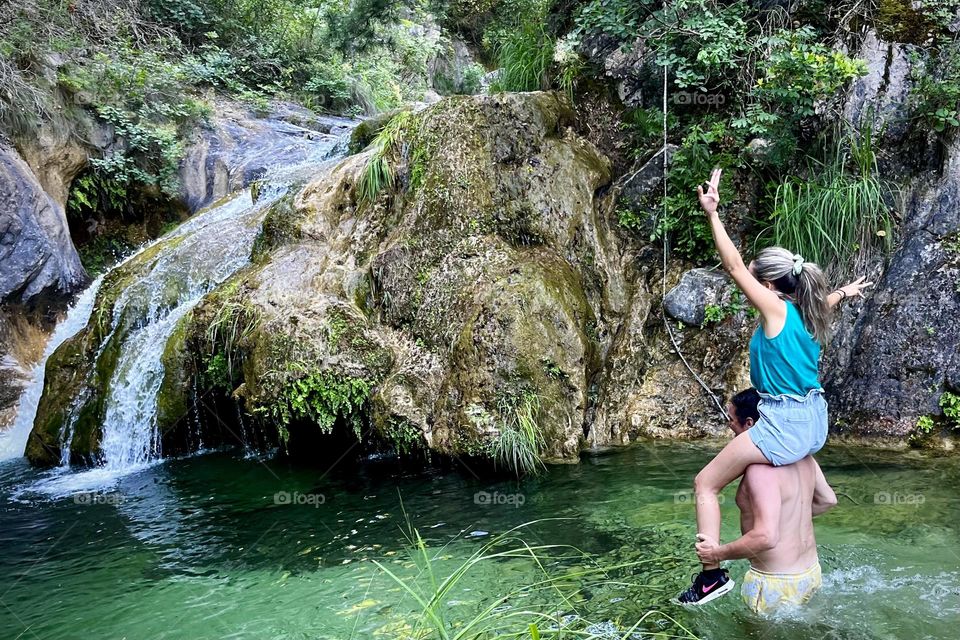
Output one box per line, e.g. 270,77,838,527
95,191,261,471
21,121,350,483
0,276,104,462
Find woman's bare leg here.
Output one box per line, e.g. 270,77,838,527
694,430,769,570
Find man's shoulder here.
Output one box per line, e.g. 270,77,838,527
745,456,815,478
743,463,780,481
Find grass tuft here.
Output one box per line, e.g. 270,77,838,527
765,127,897,279
358,110,414,205
371,518,701,640
492,393,545,477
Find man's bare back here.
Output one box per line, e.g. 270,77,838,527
736,457,820,573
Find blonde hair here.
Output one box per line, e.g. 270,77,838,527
752,247,832,343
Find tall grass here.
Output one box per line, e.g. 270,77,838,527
372,520,700,640
358,110,413,205
206,299,262,380
766,127,897,278
493,393,545,477
491,17,554,93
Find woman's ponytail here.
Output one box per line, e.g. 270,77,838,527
794,261,832,344
752,247,833,343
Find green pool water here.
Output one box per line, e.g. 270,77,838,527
0,441,957,639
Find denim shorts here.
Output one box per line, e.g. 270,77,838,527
748,389,828,466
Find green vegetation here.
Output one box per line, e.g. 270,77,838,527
572,0,877,265
657,122,741,259
910,40,960,134
701,288,757,327
489,5,554,92
358,111,415,204
941,391,960,430
2,0,452,234
268,370,372,442
204,298,262,387
910,392,960,444
492,392,544,477
374,520,699,640
765,127,895,277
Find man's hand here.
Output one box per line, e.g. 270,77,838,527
836,275,874,299
697,168,721,217
695,533,723,565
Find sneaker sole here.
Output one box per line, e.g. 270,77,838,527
675,579,736,606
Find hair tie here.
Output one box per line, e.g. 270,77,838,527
792,254,804,276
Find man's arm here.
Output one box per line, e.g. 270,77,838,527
811,458,838,516
698,467,781,564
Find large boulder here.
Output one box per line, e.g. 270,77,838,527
176,92,617,465
826,135,960,437
0,143,86,303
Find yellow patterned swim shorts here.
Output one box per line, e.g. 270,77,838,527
740,562,822,615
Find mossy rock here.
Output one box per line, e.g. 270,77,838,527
156,312,196,442
348,108,411,154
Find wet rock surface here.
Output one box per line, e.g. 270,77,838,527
180,101,353,212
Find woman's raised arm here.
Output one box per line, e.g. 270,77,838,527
698,169,783,325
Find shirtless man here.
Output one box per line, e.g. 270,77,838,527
694,389,838,615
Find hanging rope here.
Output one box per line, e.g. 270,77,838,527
658,63,731,423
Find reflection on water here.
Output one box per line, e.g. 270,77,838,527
0,442,957,639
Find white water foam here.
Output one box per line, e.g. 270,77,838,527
0,276,105,462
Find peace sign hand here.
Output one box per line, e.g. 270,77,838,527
697,168,722,217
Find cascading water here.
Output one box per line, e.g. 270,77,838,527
22,121,351,489
0,277,104,462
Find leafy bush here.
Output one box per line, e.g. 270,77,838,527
910,41,960,134
941,391,960,429
734,27,867,150
657,122,742,261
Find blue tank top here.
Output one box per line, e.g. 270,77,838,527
749,300,821,396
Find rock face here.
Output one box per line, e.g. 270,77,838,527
179,101,354,212
184,92,617,464
843,30,917,144
826,135,960,437
0,143,86,303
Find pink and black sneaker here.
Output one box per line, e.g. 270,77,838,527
676,568,735,605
